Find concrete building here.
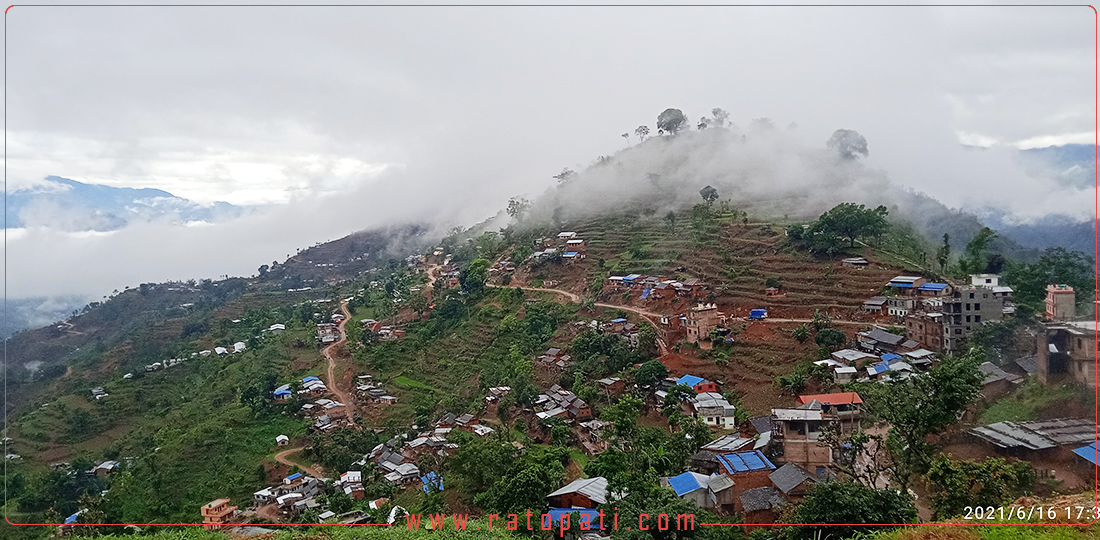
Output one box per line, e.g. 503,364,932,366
1037,320,1097,388
201,499,238,530
971,274,1001,288
685,303,722,344
771,403,832,470
941,286,1012,353
887,296,916,318
1045,285,1076,321
904,312,944,352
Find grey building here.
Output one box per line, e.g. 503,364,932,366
941,285,1013,353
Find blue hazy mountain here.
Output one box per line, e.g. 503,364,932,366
1017,144,1096,189
6,176,243,231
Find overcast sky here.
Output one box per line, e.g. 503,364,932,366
3,3,1095,299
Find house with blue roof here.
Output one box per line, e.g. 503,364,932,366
887,276,926,293
660,471,736,511
716,451,777,477
917,282,952,297
676,374,717,393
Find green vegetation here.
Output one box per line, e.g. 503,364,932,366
1005,247,1095,312
978,379,1087,424
839,350,985,491
787,202,889,255
392,376,440,392
924,453,1036,520
785,481,917,540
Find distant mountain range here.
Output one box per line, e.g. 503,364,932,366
1017,143,1096,190
6,176,243,232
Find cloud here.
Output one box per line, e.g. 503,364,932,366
1,6,1094,299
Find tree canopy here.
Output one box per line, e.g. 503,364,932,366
924,454,1035,520
1004,247,1095,311
787,481,916,539
826,129,869,159
657,108,688,135
789,202,889,254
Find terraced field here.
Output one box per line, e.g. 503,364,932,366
519,210,925,413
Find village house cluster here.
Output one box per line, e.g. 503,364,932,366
530,232,588,264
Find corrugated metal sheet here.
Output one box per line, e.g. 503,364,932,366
546,477,609,504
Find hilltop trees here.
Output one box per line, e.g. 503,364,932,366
657,108,688,135
827,128,870,160
506,197,530,221
699,185,719,205
789,202,890,254
710,107,730,128
552,168,576,184
634,125,650,142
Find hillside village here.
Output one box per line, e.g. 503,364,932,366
4,184,1095,540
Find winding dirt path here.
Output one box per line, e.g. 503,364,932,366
322,301,357,427
273,446,321,478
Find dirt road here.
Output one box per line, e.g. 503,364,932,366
322,301,357,427
273,446,321,478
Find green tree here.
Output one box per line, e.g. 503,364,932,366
856,350,984,490
699,185,719,205
1004,247,1094,310
814,328,847,350
937,233,952,273
662,384,696,417
814,202,889,248
664,210,677,230
506,197,531,221
657,108,688,135
459,258,491,296
634,360,668,388
924,454,1035,520
792,324,809,343
602,395,645,439
959,227,997,276
787,481,916,540
826,129,870,160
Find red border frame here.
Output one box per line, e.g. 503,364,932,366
2,2,1097,531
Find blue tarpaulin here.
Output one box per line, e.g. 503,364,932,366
919,282,948,291
640,288,651,299
676,375,704,388
667,472,703,496
1072,442,1100,466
